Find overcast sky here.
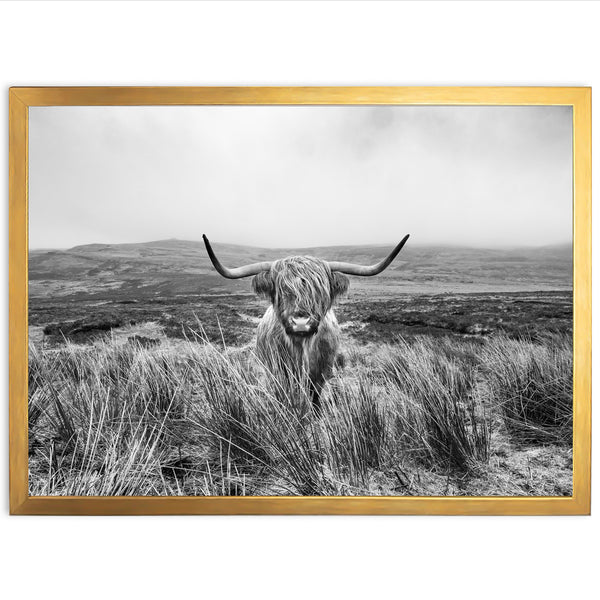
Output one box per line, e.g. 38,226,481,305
29,105,572,249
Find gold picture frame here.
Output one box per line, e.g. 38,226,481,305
9,86,591,515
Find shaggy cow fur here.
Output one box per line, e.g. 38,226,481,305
252,256,349,409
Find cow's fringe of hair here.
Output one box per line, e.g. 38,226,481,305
271,256,334,316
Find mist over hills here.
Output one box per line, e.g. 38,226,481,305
29,238,572,299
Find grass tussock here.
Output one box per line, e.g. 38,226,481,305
481,335,573,444
28,332,573,497
381,338,490,473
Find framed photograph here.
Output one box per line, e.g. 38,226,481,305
9,87,590,515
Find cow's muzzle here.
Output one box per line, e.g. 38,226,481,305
286,315,319,338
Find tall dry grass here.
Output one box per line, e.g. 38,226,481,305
481,335,573,444
380,337,490,473
28,331,573,496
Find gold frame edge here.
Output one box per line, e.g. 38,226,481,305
9,86,591,515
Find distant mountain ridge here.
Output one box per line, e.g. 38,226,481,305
31,237,572,253
29,238,573,299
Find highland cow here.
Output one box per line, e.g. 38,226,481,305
203,234,410,409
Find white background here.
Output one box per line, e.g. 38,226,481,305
0,2,597,599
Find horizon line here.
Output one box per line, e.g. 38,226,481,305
29,236,573,253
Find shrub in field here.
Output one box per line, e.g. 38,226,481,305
191,351,273,466
321,379,389,488
187,348,340,495
28,345,45,431
381,337,490,473
482,335,572,443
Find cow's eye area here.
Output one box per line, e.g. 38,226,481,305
277,294,293,309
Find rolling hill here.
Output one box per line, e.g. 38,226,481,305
29,238,572,300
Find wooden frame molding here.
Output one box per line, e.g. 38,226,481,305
9,87,591,515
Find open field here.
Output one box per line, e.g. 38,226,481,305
30,289,572,347
27,239,573,496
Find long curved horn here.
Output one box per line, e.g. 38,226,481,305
328,234,410,276
203,235,272,279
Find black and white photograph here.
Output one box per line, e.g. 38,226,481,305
27,103,573,497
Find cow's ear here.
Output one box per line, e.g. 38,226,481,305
331,272,349,299
252,271,275,300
